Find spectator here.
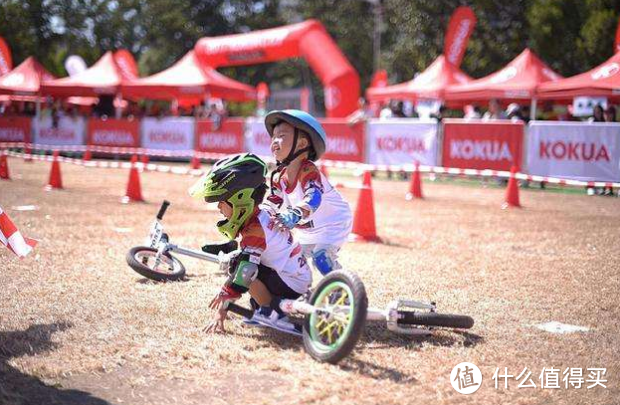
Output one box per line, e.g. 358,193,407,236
379,102,393,119
558,104,578,121
463,104,481,119
347,97,371,126
506,103,526,122
482,99,507,120
604,105,617,122
602,105,617,196
588,104,605,122
430,105,447,122
390,100,407,118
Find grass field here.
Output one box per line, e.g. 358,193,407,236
1,155,619,405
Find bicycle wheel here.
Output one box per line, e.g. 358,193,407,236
398,311,474,329
303,270,368,364
126,246,186,281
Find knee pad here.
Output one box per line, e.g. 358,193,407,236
312,249,334,276
231,260,258,291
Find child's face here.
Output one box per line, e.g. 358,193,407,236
271,122,308,162
217,201,233,219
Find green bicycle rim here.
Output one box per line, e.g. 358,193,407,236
308,281,355,353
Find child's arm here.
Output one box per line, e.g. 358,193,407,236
205,224,266,333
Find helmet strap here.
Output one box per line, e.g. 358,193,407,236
277,128,311,167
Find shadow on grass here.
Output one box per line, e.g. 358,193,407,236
0,323,112,405
361,324,484,350
339,356,418,384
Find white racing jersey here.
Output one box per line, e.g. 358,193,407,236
272,160,352,246
240,209,312,294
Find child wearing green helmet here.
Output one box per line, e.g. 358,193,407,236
265,109,353,276
189,153,312,336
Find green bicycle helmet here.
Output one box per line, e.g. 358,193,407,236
189,153,268,240
265,109,327,164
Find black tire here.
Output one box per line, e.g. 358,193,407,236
126,246,186,281
303,270,368,364
398,311,474,329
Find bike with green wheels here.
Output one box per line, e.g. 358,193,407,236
127,201,474,364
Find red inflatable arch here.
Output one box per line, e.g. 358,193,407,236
194,20,359,118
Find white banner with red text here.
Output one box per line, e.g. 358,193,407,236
33,116,86,146
366,119,438,166
526,121,620,182
141,117,195,151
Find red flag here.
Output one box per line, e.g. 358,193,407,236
114,49,138,79
0,37,13,75
615,16,620,54
443,6,476,67
0,206,37,258
370,70,388,88
257,82,269,103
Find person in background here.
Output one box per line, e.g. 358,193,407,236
430,105,447,122
347,97,371,126
506,103,526,122
390,100,407,118
604,105,616,123
463,104,482,119
482,99,507,120
589,104,605,122
603,105,617,196
379,102,393,119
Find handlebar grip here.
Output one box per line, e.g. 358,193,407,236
156,200,171,220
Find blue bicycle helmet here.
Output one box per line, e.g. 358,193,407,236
265,109,327,163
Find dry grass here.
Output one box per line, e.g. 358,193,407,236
1,155,619,405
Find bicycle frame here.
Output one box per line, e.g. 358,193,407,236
145,204,435,336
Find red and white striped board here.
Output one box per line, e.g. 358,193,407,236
0,205,37,258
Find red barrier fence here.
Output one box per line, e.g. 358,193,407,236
0,116,31,143
195,118,244,154
87,118,140,147
442,119,524,171
2,117,620,183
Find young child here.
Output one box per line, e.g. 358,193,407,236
265,109,353,275
189,153,312,336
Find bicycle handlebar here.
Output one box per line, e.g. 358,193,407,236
157,200,171,220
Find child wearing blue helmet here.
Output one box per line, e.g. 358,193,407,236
265,109,353,276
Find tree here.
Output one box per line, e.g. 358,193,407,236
528,0,620,76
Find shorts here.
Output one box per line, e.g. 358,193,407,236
257,264,302,300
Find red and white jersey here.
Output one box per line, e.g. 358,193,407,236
240,209,312,294
272,160,352,246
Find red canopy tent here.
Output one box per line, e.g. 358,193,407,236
121,51,256,102
40,51,134,97
445,49,563,102
365,55,472,102
0,56,56,95
537,51,620,102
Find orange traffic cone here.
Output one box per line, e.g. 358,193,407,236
83,148,92,161
502,166,521,209
141,154,149,165
0,150,9,180
45,150,63,190
349,171,381,243
24,147,32,162
406,162,423,200
121,155,144,203
190,153,201,170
